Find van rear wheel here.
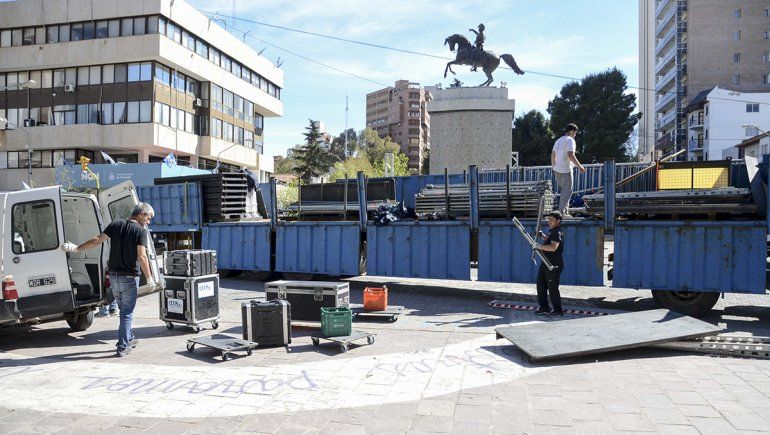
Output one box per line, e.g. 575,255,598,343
67,311,94,332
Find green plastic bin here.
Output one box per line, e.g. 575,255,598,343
321,307,352,337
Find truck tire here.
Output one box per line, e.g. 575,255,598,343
67,311,95,332
651,290,719,317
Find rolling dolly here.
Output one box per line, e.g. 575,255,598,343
310,330,376,353
351,304,405,323
186,335,258,361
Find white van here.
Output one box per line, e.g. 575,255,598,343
0,181,163,331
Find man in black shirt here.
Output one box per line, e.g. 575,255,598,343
62,203,156,356
533,211,565,317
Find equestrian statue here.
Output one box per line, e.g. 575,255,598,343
444,23,524,87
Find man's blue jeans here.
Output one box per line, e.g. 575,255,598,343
111,274,139,351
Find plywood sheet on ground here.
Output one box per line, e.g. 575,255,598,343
495,309,723,361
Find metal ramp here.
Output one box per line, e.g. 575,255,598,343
495,309,723,361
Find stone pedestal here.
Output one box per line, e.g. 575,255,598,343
426,87,515,174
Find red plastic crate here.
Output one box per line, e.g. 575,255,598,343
363,286,388,311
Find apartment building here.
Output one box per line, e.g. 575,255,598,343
685,86,770,160
652,0,770,159
0,0,283,190
638,0,656,162
365,80,430,172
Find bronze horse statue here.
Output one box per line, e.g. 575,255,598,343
444,34,524,86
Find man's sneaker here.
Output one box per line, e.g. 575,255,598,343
116,347,132,357
95,311,110,318
109,309,118,317
129,337,139,348
534,309,549,316
548,310,564,317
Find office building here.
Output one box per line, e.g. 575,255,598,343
365,80,430,172
0,0,282,189
652,0,770,159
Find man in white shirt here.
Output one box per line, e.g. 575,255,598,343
551,123,586,215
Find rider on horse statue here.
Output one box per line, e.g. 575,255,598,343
468,23,485,71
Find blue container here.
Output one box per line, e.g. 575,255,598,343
202,222,271,271
477,220,605,286
366,221,471,280
137,183,203,232
613,221,766,294
275,221,361,276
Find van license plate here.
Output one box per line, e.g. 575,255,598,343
28,276,56,287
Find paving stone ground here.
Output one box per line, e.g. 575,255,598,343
0,273,769,434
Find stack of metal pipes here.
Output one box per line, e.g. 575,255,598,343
415,180,553,218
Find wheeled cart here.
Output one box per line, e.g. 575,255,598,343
186,335,258,361
351,305,404,322
161,274,220,332
310,330,375,353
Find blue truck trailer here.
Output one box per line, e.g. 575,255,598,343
140,159,769,316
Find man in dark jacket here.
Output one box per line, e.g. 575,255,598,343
533,211,565,317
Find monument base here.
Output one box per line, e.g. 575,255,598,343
426,86,515,175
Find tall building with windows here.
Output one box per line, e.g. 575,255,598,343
365,80,430,172
638,0,656,162
652,0,770,160
0,0,282,190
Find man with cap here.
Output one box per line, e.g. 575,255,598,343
533,210,565,317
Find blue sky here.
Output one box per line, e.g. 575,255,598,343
187,0,641,158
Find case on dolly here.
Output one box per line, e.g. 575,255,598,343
160,273,220,332
264,280,349,321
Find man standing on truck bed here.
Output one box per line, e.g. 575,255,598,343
62,203,156,357
552,123,586,216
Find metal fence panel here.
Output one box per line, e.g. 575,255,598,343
366,221,471,279
202,222,271,271
613,220,766,294
477,220,605,286
275,221,361,275
137,182,202,232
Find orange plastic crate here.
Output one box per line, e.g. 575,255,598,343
363,286,388,311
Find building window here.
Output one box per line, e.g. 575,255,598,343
765,32,770,40
53,105,76,125
733,74,741,85
22,28,35,45
734,9,741,18
113,102,126,124
733,52,740,63
764,74,770,85
764,52,770,63
121,18,133,37
746,103,760,112
734,31,741,40
765,8,770,17
96,21,109,38
745,126,760,137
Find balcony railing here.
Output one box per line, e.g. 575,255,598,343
656,26,677,52
656,68,677,92
656,6,677,37
657,111,677,130
656,135,675,150
688,139,703,151
655,46,676,74
655,0,672,18
655,90,676,111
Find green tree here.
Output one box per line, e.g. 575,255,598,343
329,128,359,161
273,154,297,174
359,128,400,167
292,119,337,182
547,68,642,163
511,110,554,166
328,156,375,181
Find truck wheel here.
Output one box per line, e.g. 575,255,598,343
67,311,94,332
651,290,719,317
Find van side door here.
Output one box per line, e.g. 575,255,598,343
1,186,73,318
98,181,163,293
